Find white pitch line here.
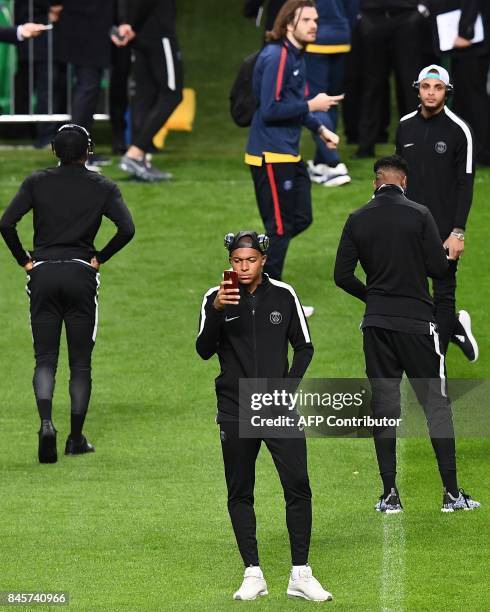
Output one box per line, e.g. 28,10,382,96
379,380,407,612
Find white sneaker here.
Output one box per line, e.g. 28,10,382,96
303,306,314,318
307,160,350,184
332,162,349,175
323,174,352,187
451,310,479,362
287,565,333,601
233,566,268,600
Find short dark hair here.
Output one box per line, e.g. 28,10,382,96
265,0,316,42
52,129,89,163
373,155,409,177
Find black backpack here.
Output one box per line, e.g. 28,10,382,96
229,50,260,127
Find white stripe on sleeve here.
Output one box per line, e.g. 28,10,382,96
198,286,220,337
444,107,473,173
399,110,418,122
268,278,311,343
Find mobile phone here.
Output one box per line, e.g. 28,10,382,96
109,25,125,41
40,24,53,30
223,270,238,290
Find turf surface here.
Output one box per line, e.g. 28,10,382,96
0,1,489,610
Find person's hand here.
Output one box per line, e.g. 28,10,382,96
48,5,63,23
213,279,240,311
111,24,135,47
443,234,464,260
453,36,471,49
24,260,34,271
90,257,100,270
19,23,47,38
308,93,344,113
318,125,339,149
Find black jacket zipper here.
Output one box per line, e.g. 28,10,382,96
249,292,258,378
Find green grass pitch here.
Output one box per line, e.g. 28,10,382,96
0,2,489,610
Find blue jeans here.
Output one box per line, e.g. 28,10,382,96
305,52,346,166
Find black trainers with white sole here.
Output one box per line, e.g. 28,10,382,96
441,488,480,512
120,155,172,182
375,488,403,513
451,310,479,362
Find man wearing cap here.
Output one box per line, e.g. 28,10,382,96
396,64,478,362
196,231,332,602
0,124,135,464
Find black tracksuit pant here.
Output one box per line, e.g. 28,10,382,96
27,261,100,427
250,160,312,281
357,9,422,153
110,45,132,153
362,326,457,493
219,419,312,567
452,54,490,163
71,66,104,133
432,261,458,355
132,35,183,152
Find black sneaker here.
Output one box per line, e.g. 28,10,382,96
441,487,481,512
375,488,403,513
38,420,57,464
65,434,95,455
119,155,172,182
451,310,479,362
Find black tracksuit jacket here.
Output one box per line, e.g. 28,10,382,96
361,0,418,9
124,0,176,38
396,106,474,238
334,184,449,320
196,274,313,420
0,164,135,266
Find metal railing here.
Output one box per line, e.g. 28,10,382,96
0,0,109,123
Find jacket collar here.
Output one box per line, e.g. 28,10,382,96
282,37,304,56
239,273,270,297
373,184,406,197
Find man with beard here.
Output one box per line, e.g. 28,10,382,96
245,0,341,298
396,65,478,362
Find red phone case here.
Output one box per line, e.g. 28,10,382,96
224,270,238,289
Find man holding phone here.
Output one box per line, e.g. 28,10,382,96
245,0,341,286
196,231,332,602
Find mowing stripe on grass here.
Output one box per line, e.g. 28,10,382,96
380,438,406,612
